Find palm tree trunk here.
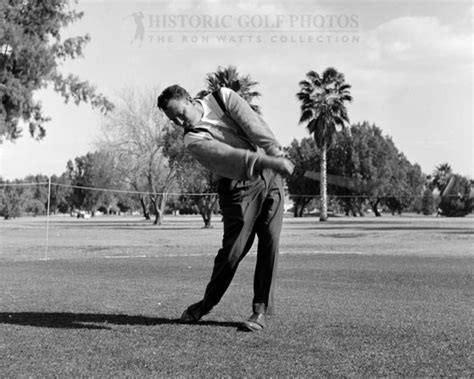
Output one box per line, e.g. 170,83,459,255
320,145,328,222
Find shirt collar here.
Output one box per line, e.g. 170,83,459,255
196,98,211,125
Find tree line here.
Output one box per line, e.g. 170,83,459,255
286,130,472,218
1,124,471,222
1,64,472,223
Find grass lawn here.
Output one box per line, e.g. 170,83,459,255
0,215,473,376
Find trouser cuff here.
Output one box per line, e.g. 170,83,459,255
253,303,275,315
187,300,211,319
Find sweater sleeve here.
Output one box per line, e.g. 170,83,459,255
186,138,261,181
220,88,283,157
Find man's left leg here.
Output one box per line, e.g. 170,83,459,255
241,173,284,331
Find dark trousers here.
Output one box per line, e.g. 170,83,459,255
201,169,284,315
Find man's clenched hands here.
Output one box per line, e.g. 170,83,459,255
257,156,295,177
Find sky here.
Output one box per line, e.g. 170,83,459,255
1,0,473,180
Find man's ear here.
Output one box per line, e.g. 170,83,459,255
186,96,194,104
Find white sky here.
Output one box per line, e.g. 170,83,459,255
1,0,472,179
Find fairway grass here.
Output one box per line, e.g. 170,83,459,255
0,215,473,376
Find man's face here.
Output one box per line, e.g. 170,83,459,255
164,97,202,129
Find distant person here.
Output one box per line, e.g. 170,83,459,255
157,85,294,331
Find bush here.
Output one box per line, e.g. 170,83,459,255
24,199,46,216
410,196,423,214
421,189,435,215
0,189,22,219
438,175,473,217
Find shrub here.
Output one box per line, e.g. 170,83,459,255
24,199,46,216
421,189,435,215
438,175,473,217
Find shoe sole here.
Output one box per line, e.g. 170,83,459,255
180,310,200,323
239,321,264,332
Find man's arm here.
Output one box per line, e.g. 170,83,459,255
187,138,294,181
220,88,283,157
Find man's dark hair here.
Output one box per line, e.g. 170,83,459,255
157,84,190,111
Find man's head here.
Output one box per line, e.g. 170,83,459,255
157,84,203,129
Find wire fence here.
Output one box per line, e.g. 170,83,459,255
0,181,216,196
0,178,471,261
0,180,462,198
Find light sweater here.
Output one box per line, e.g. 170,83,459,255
185,88,283,181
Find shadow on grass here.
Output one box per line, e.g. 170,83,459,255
0,312,241,330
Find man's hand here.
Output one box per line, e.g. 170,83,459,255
258,156,295,177
274,157,295,176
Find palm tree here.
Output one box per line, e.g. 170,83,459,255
296,67,352,221
431,163,452,192
196,65,262,114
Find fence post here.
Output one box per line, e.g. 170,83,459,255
44,176,52,260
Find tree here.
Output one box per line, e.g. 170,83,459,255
99,88,178,225
50,172,72,214
285,138,320,217
0,175,53,218
421,189,435,215
161,122,220,227
23,174,49,213
431,163,452,192
399,161,425,213
196,65,262,114
437,174,472,217
0,0,113,142
67,150,117,215
325,126,365,216
327,122,425,216
429,164,472,217
383,155,424,216
0,179,22,219
24,198,45,215
114,193,139,215
296,67,352,221
182,167,218,228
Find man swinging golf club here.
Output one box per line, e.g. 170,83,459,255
157,84,294,332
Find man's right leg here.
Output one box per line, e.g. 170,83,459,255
181,179,265,322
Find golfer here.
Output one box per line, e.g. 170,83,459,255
157,85,294,331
